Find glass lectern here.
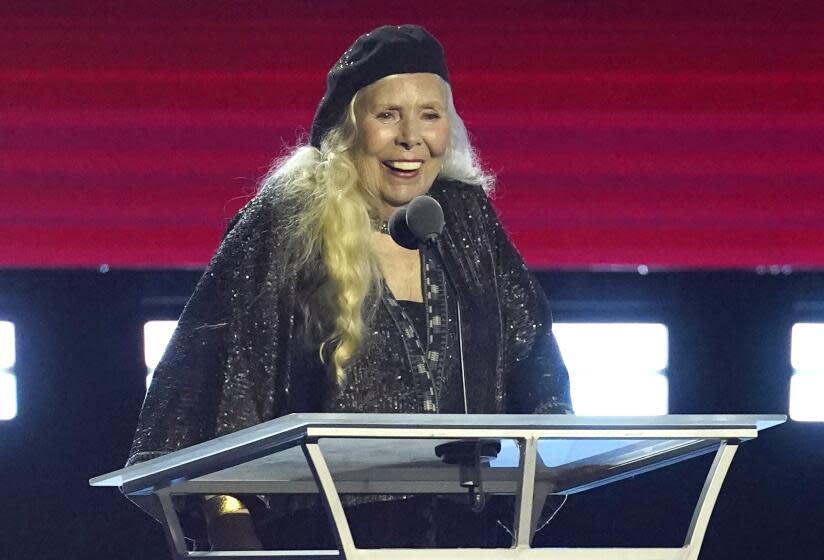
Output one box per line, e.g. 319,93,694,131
91,413,784,560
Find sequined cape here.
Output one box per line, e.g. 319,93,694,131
127,179,571,467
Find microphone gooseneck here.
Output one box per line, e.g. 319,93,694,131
387,196,468,415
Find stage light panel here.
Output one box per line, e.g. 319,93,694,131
553,323,668,374
144,320,178,389
790,323,824,422
790,323,824,372
0,372,16,421
0,321,15,370
789,373,824,422
554,322,669,415
0,322,16,420
569,371,669,416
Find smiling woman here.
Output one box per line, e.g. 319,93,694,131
352,73,451,217
127,24,571,551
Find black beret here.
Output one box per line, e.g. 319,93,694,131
310,25,450,148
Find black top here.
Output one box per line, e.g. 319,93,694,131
397,299,426,341
128,179,572,467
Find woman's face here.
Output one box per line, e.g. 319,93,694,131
352,73,450,220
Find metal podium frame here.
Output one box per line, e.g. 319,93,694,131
91,414,785,560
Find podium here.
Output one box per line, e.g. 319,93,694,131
91,413,784,559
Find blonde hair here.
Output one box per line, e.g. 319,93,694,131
260,79,492,383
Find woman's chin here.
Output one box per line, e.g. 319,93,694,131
381,191,427,213
386,178,435,200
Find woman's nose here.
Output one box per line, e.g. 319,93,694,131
395,118,422,149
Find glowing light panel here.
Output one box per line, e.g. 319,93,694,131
569,372,668,416
0,321,15,370
789,373,824,422
554,323,669,416
0,322,16,420
790,323,824,422
144,320,178,389
0,372,16,421
791,323,824,372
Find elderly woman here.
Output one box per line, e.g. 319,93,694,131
128,25,571,550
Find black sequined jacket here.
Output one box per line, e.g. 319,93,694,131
128,179,571,466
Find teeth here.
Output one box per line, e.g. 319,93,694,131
387,161,422,171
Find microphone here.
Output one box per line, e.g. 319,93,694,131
388,195,444,249
387,196,469,415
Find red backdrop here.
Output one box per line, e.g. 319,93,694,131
3,1,824,269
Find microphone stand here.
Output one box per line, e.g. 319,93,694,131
392,198,487,508
388,196,468,414
423,236,468,415
426,237,499,513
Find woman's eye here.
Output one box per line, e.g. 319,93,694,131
376,111,395,120
423,112,441,121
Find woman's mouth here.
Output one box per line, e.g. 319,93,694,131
382,160,423,178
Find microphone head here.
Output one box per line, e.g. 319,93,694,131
388,206,419,250
405,196,444,242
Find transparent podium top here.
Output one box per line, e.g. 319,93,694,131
91,413,784,498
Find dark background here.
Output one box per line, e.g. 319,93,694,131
1,269,821,559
